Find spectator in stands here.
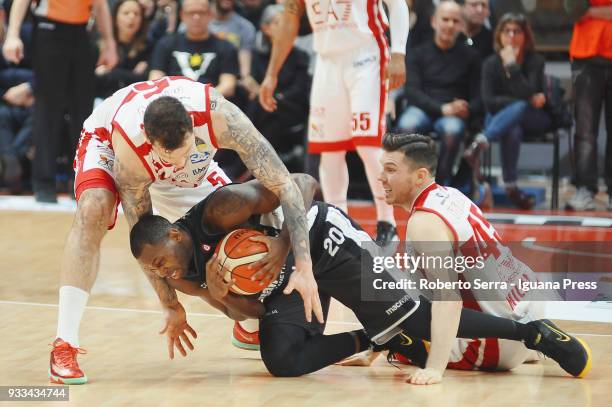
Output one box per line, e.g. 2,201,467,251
398,0,482,186
460,0,494,59
0,30,34,194
96,0,151,99
565,0,612,211
237,0,272,28
464,13,550,209
407,0,435,49
149,0,239,98
3,0,117,203
246,4,310,171
210,0,257,107
144,0,179,44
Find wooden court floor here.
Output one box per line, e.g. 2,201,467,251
1,210,611,407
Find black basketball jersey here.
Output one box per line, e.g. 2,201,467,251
175,188,310,300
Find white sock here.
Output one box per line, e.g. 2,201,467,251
56,286,89,347
319,151,349,212
356,146,396,225
238,319,260,333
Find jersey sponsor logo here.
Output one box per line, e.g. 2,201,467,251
310,0,353,25
193,167,206,176
385,294,412,316
258,265,289,301
190,152,210,164
172,51,217,81
195,136,208,153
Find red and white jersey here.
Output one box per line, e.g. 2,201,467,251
410,183,540,320
81,76,220,189
303,0,388,55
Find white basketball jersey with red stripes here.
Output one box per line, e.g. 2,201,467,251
411,183,541,321
84,76,220,188
303,0,388,55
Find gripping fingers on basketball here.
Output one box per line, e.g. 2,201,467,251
407,368,442,385
248,236,287,284
206,254,233,299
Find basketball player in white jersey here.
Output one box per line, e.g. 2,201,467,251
50,76,323,384
259,0,409,245
341,132,591,384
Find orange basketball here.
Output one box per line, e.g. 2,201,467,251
214,229,271,295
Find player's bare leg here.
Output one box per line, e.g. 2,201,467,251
355,146,397,245
50,188,115,385
319,151,349,212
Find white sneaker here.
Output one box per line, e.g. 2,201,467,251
565,187,596,211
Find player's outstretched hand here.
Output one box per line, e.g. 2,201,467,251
248,235,290,286
407,368,443,385
159,301,197,360
283,260,324,323
259,75,278,112
336,350,383,367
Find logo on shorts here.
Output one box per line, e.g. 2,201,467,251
200,244,211,252
385,294,411,316
353,55,377,68
98,154,114,172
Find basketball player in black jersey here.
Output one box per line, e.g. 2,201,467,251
128,174,591,383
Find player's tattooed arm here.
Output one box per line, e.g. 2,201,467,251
114,157,153,227
114,157,179,307
203,173,317,233
211,90,323,323
210,90,311,267
285,0,305,15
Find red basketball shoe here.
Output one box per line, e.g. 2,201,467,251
231,321,260,351
49,338,88,384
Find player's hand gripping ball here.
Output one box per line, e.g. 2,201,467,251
214,229,272,295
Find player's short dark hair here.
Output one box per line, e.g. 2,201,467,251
143,96,193,150
130,215,173,259
382,133,437,176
